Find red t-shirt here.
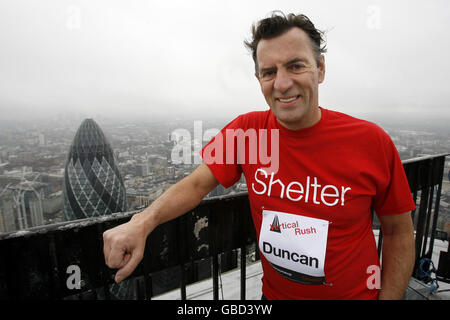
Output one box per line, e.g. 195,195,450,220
200,107,416,299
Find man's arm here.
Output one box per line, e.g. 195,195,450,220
103,162,219,283
377,211,415,300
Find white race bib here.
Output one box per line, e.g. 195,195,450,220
259,209,329,284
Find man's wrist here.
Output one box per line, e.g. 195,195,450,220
131,208,160,237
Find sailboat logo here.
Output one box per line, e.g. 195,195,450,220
270,215,281,233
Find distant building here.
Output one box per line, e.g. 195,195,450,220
62,119,128,220
0,197,15,233
148,155,167,166
15,188,44,229
38,133,45,146
135,163,149,177
165,166,175,178
0,181,46,232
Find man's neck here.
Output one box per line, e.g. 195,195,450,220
278,106,322,131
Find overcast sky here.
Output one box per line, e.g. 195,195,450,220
1,0,449,123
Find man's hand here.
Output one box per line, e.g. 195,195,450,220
103,213,152,283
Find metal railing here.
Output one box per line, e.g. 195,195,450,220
0,153,448,300
402,153,449,280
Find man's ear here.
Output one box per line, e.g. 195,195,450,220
318,55,325,84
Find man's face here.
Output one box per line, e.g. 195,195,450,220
256,27,325,130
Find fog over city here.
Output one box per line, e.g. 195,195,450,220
0,0,450,124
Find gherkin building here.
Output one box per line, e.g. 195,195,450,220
62,118,135,299
63,119,127,220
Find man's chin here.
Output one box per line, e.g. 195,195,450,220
275,116,304,130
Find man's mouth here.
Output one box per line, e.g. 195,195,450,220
276,95,301,103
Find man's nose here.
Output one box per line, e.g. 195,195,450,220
273,69,294,93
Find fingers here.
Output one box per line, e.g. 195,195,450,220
114,251,143,283
117,252,132,270
103,230,129,269
103,231,112,266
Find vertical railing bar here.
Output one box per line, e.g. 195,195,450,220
212,254,219,300
372,208,383,257
411,190,418,223
427,186,441,257
411,160,422,229
140,244,152,300
240,245,246,300
421,160,434,258
377,228,383,258
177,214,188,301
141,252,152,300
414,162,430,264
135,277,143,300
206,201,219,301
426,156,445,258
180,264,187,300
145,274,153,300
421,184,434,257
48,234,61,300
415,193,428,261
255,242,260,261
411,158,420,225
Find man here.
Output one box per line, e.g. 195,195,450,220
103,12,416,299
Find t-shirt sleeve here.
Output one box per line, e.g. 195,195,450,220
200,116,243,188
372,129,416,216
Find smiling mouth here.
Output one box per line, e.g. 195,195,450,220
276,95,301,103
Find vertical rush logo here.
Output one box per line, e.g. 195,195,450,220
270,215,281,233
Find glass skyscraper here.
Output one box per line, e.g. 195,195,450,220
62,119,127,220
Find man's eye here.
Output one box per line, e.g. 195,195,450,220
290,64,304,71
262,71,275,78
